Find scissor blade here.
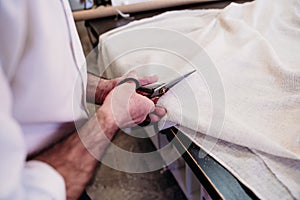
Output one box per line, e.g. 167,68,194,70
151,69,196,97
162,69,196,89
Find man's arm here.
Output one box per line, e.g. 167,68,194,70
34,110,118,199
34,80,163,199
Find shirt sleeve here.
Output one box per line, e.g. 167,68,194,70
0,1,66,199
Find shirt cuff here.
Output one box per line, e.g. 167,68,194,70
23,160,66,200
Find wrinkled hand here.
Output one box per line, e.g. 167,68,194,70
99,72,166,128
94,71,159,105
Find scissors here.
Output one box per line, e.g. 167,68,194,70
118,69,196,102
117,69,196,126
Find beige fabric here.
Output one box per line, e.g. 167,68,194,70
179,126,300,199
97,0,300,198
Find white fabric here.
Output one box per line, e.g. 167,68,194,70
0,0,87,199
97,0,300,198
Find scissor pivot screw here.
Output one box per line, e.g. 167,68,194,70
159,87,167,95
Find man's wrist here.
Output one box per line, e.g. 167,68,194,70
95,79,116,105
87,73,117,105
96,106,119,140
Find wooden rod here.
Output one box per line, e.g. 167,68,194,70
73,0,219,21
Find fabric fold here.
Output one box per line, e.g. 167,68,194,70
97,0,300,198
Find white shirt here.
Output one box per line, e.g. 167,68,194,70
0,0,88,199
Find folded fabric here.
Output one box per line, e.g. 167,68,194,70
97,0,300,198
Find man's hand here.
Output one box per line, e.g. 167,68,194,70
98,71,166,128
86,72,159,105
99,83,163,128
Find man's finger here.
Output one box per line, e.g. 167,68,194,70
153,106,166,117
148,106,167,123
149,113,160,123
116,81,137,94
139,75,158,86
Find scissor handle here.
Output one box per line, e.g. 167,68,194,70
117,77,155,98
136,87,154,98
117,78,140,88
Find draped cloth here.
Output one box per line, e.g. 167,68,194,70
97,0,300,198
